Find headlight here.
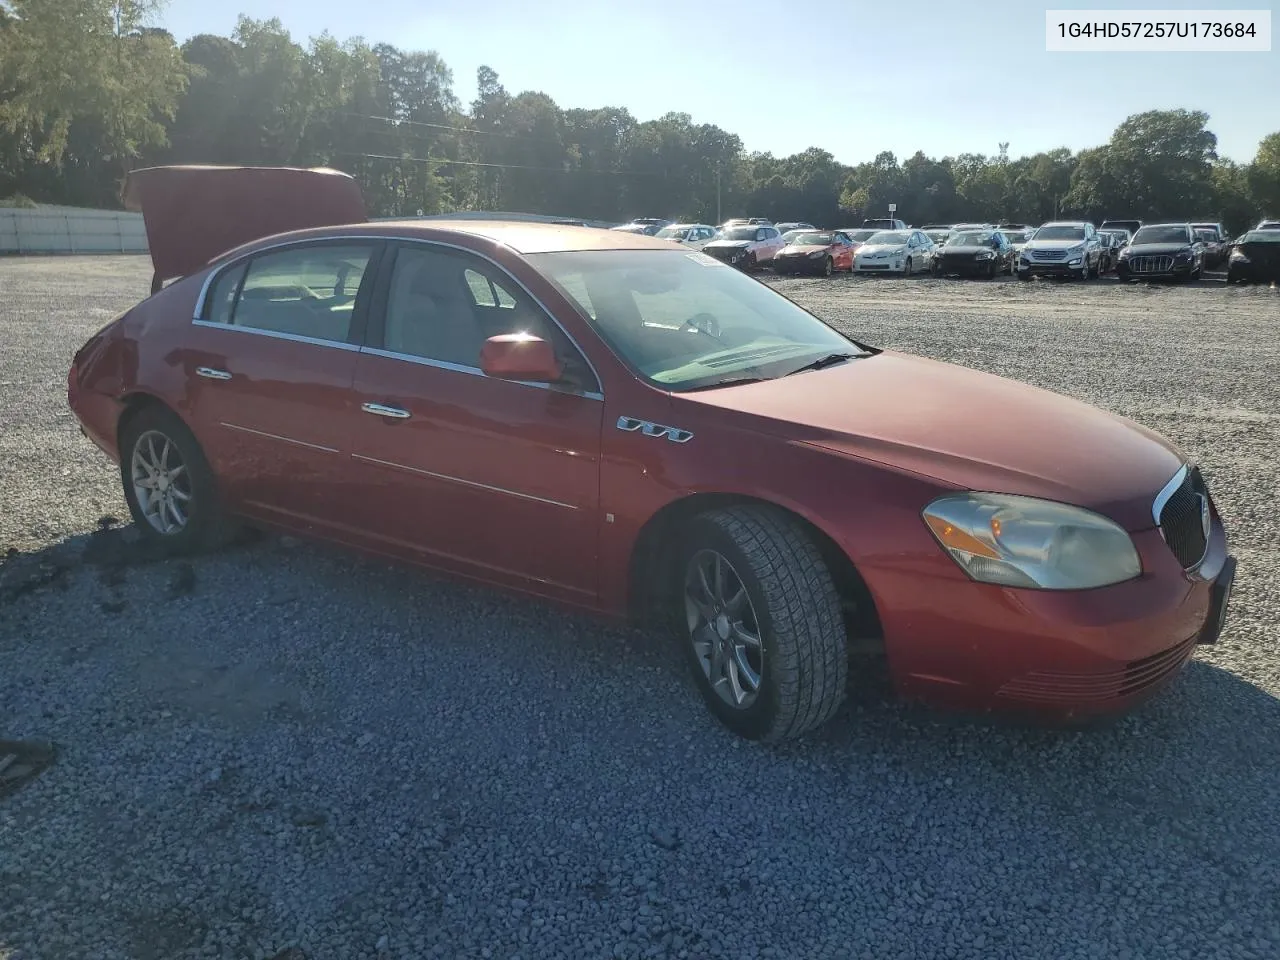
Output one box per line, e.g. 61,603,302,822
1118,248,1131,258
921,492,1141,590
1175,247,1193,259
808,249,826,258
1231,249,1249,262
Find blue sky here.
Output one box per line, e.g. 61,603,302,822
157,0,1278,164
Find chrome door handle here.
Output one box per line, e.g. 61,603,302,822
361,402,411,419
196,367,232,381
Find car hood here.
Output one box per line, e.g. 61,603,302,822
857,243,906,255
1024,238,1086,251
122,164,368,287
1125,242,1191,255
680,351,1183,530
778,244,829,255
705,239,752,249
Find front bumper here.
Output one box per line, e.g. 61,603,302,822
1018,259,1086,277
872,513,1234,721
773,255,828,274
1117,259,1196,280
936,256,998,276
853,259,904,273
702,247,753,269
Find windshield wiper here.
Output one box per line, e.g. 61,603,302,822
681,376,769,392
782,352,864,377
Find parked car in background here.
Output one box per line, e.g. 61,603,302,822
1099,228,1132,256
1095,231,1122,273
1017,221,1102,280
1253,218,1280,230
1226,229,1280,282
774,221,816,234
612,218,671,236
702,223,786,270
932,228,1015,278
997,227,1035,259
655,223,718,249
1100,218,1143,237
772,230,858,275
1193,228,1228,269
862,218,908,230
1116,222,1204,282
71,164,1238,741
852,229,935,275
720,217,772,231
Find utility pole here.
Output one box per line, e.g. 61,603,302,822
716,163,722,224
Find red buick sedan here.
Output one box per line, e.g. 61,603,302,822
68,166,1235,741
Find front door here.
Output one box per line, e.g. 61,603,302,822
345,242,605,603
179,239,382,532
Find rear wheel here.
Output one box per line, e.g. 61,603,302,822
676,506,848,741
118,406,236,555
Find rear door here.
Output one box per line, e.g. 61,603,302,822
180,238,382,531
344,241,606,603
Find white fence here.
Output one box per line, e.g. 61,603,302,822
0,206,149,254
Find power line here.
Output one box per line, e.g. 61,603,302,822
340,112,566,145
336,151,667,178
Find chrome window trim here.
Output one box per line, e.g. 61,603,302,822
1151,463,1189,526
190,232,606,399
351,454,579,510
359,346,604,400
192,319,362,352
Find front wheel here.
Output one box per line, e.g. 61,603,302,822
118,405,236,555
677,506,848,741
903,257,913,277
823,256,833,277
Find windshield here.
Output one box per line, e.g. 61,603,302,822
1001,230,1030,243
843,229,877,242
1194,230,1216,242
1243,231,1280,243
926,230,950,243
1132,225,1190,244
718,227,758,241
1033,225,1085,241
950,231,995,246
655,226,688,239
527,249,861,391
793,232,834,245
866,230,908,245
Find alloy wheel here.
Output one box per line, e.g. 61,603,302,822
130,429,192,535
684,548,764,710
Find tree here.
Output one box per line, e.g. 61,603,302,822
1247,132,1280,218
0,0,187,178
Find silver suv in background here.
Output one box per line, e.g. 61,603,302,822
1017,221,1102,280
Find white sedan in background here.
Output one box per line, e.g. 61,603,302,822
852,229,936,275
654,223,718,249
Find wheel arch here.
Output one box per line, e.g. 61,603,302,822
115,391,189,449
627,492,885,652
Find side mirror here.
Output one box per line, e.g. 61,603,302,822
480,334,562,383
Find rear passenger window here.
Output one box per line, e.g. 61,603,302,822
211,244,374,343
204,262,247,326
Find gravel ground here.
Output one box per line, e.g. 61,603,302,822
2,255,1278,960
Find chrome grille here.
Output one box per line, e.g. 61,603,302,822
1031,249,1067,261
1131,255,1174,273
1157,467,1210,568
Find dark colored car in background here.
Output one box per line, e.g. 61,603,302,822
932,228,1014,278
1116,223,1204,282
1194,228,1228,269
772,230,857,275
1095,231,1122,274
68,164,1236,743
1227,230,1280,283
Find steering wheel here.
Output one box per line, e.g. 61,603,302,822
680,312,722,339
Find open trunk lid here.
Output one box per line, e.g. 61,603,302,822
121,164,368,292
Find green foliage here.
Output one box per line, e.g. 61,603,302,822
0,9,1274,230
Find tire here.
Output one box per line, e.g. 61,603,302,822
118,405,236,556
903,257,913,277
986,260,996,280
1017,270,1032,281
676,506,848,742
823,257,833,277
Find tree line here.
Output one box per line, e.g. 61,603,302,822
2,1,1278,233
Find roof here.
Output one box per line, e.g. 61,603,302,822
369,219,681,254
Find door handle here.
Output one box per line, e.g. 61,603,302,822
196,366,232,381
361,402,411,419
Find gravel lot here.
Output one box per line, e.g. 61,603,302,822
2,255,1278,960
